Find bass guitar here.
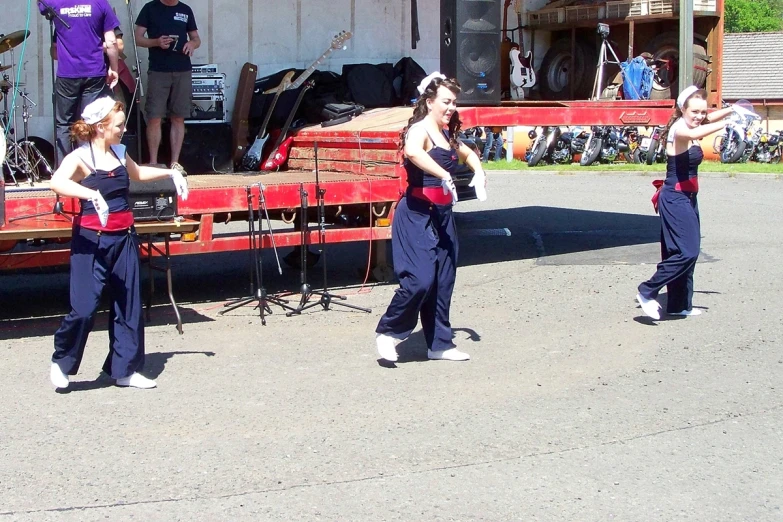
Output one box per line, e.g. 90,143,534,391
241,71,294,171
261,80,314,171
240,31,352,171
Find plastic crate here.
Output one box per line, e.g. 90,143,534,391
648,0,674,14
528,8,565,26
565,4,603,22
693,0,717,11
606,0,648,18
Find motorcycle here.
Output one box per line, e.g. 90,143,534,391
749,130,783,164
638,125,666,165
579,126,626,166
715,100,762,164
526,126,589,167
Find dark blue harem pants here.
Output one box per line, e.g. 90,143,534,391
638,189,700,313
376,195,458,351
52,226,145,379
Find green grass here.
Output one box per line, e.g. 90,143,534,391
483,159,783,174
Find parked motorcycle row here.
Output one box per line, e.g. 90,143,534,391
523,101,783,167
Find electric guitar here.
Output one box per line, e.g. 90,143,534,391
509,0,535,100
241,31,352,171
261,80,314,171
241,71,295,171
509,47,535,96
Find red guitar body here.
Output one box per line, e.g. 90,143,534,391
261,134,294,171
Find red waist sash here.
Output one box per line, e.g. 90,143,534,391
409,187,452,205
674,177,699,193
74,210,134,232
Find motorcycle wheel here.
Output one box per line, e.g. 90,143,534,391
527,139,547,167
645,138,660,165
580,137,602,166
720,134,746,163
631,147,645,164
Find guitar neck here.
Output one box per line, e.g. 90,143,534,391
291,47,337,90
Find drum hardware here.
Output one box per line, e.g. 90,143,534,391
0,30,31,54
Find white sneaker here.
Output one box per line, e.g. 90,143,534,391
50,363,69,389
116,373,157,389
668,308,702,317
636,293,661,320
427,348,470,361
376,333,398,362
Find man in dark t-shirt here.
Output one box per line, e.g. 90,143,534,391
134,0,200,167
40,0,120,164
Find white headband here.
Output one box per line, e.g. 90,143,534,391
81,96,116,124
676,85,699,110
417,72,447,95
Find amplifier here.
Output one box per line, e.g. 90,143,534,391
129,178,178,222
192,63,219,74
192,74,225,95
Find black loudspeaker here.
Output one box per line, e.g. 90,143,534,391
179,123,233,174
129,177,178,221
440,0,502,105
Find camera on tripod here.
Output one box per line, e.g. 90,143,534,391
597,23,610,39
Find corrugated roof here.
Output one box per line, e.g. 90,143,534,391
723,32,783,100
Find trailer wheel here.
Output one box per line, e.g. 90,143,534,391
644,32,709,99
539,38,596,100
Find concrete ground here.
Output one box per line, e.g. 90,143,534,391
1,170,781,521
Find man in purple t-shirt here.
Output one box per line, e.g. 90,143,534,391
39,0,120,162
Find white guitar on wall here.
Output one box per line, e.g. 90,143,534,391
509,45,535,100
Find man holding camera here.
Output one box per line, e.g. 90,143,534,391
134,0,200,167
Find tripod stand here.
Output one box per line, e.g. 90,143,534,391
285,143,371,317
591,23,625,101
220,183,294,324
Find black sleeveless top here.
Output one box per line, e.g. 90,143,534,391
76,144,131,216
665,146,703,188
404,124,459,189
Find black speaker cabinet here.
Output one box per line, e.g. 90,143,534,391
129,177,178,221
440,0,502,105
178,123,233,174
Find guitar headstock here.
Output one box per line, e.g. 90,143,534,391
331,30,352,50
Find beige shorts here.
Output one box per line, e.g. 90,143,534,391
145,70,192,119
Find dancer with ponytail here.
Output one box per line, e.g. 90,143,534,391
636,86,734,320
49,97,188,389
375,73,487,362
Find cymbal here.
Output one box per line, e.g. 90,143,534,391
0,30,31,54
0,64,12,72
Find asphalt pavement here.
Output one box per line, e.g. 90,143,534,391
1,170,781,521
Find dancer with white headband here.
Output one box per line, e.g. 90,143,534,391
374,72,487,362
49,97,188,390
636,86,735,320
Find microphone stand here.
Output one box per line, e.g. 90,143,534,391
285,143,372,317
122,0,144,161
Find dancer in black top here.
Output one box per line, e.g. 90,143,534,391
49,97,188,389
375,73,487,362
636,86,733,320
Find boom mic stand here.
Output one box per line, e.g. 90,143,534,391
220,183,294,324
122,0,144,160
285,143,371,317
